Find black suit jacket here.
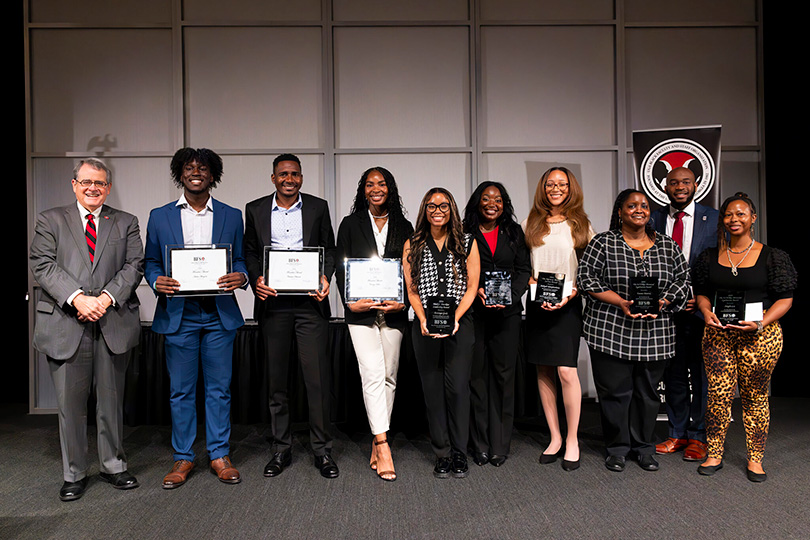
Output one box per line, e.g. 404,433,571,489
244,192,336,319
473,223,531,317
335,211,414,328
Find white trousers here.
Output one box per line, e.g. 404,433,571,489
348,313,403,435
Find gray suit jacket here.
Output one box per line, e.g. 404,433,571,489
30,204,144,360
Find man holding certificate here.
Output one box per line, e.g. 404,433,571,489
145,147,248,489
243,153,339,479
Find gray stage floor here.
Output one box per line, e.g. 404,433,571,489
2,398,809,540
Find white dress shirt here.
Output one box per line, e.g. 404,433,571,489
665,200,696,264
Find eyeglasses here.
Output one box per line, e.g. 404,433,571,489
426,203,450,213
275,171,302,180
75,180,109,188
545,182,569,191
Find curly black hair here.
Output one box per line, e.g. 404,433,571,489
609,188,655,240
462,181,521,248
170,148,223,189
349,166,410,250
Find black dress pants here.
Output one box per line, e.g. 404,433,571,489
589,347,666,457
469,308,520,456
260,299,332,456
412,315,475,458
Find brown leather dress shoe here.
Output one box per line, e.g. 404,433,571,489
163,460,194,489
211,456,241,484
655,438,688,454
683,440,708,461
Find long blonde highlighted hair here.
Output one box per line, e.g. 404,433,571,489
524,167,592,249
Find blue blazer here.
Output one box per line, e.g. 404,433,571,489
145,198,248,334
651,202,719,267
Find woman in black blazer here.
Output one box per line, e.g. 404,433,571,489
335,166,413,482
463,181,531,467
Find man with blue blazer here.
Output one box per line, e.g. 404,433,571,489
30,158,143,501
145,148,248,488
651,166,719,462
243,153,339,479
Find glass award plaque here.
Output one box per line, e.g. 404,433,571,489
167,244,232,297
264,246,324,294
714,289,746,325
483,270,512,306
629,276,659,314
534,272,565,304
426,296,457,335
345,258,403,303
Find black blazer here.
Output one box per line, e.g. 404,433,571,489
473,223,531,317
335,211,414,328
244,192,336,320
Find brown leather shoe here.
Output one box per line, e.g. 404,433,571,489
683,440,708,461
211,456,241,484
163,460,194,489
655,438,688,454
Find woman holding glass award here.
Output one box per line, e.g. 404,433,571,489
522,167,593,471
335,167,413,482
403,187,480,479
692,193,796,482
577,189,690,473
462,182,530,468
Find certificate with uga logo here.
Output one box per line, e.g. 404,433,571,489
264,246,324,294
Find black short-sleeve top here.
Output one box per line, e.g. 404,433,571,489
692,245,797,309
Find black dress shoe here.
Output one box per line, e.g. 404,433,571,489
746,468,767,482
698,462,723,476
314,451,339,479
561,459,580,472
637,454,660,471
59,478,88,502
489,454,507,467
264,450,292,477
451,452,468,478
433,457,452,479
605,455,626,472
99,471,139,490
472,452,490,466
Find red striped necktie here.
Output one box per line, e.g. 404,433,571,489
85,214,96,263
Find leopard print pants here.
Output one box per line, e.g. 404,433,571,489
702,322,782,463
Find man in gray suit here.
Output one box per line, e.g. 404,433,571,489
30,158,144,501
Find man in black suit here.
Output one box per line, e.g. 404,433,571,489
243,154,339,479
651,166,719,462
29,158,143,501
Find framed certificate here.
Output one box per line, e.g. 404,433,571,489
166,244,232,297
264,246,324,294
345,258,403,303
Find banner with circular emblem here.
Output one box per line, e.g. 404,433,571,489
633,125,722,209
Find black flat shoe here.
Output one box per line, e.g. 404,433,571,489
451,451,469,478
472,452,490,466
314,451,339,479
59,478,88,502
99,470,139,490
561,459,580,471
697,462,723,476
747,468,767,482
489,454,507,467
264,450,292,477
605,455,626,472
433,457,452,479
539,452,559,465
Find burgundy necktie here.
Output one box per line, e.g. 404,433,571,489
85,214,96,263
672,211,685,249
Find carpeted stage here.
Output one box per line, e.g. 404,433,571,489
2,398,808,540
